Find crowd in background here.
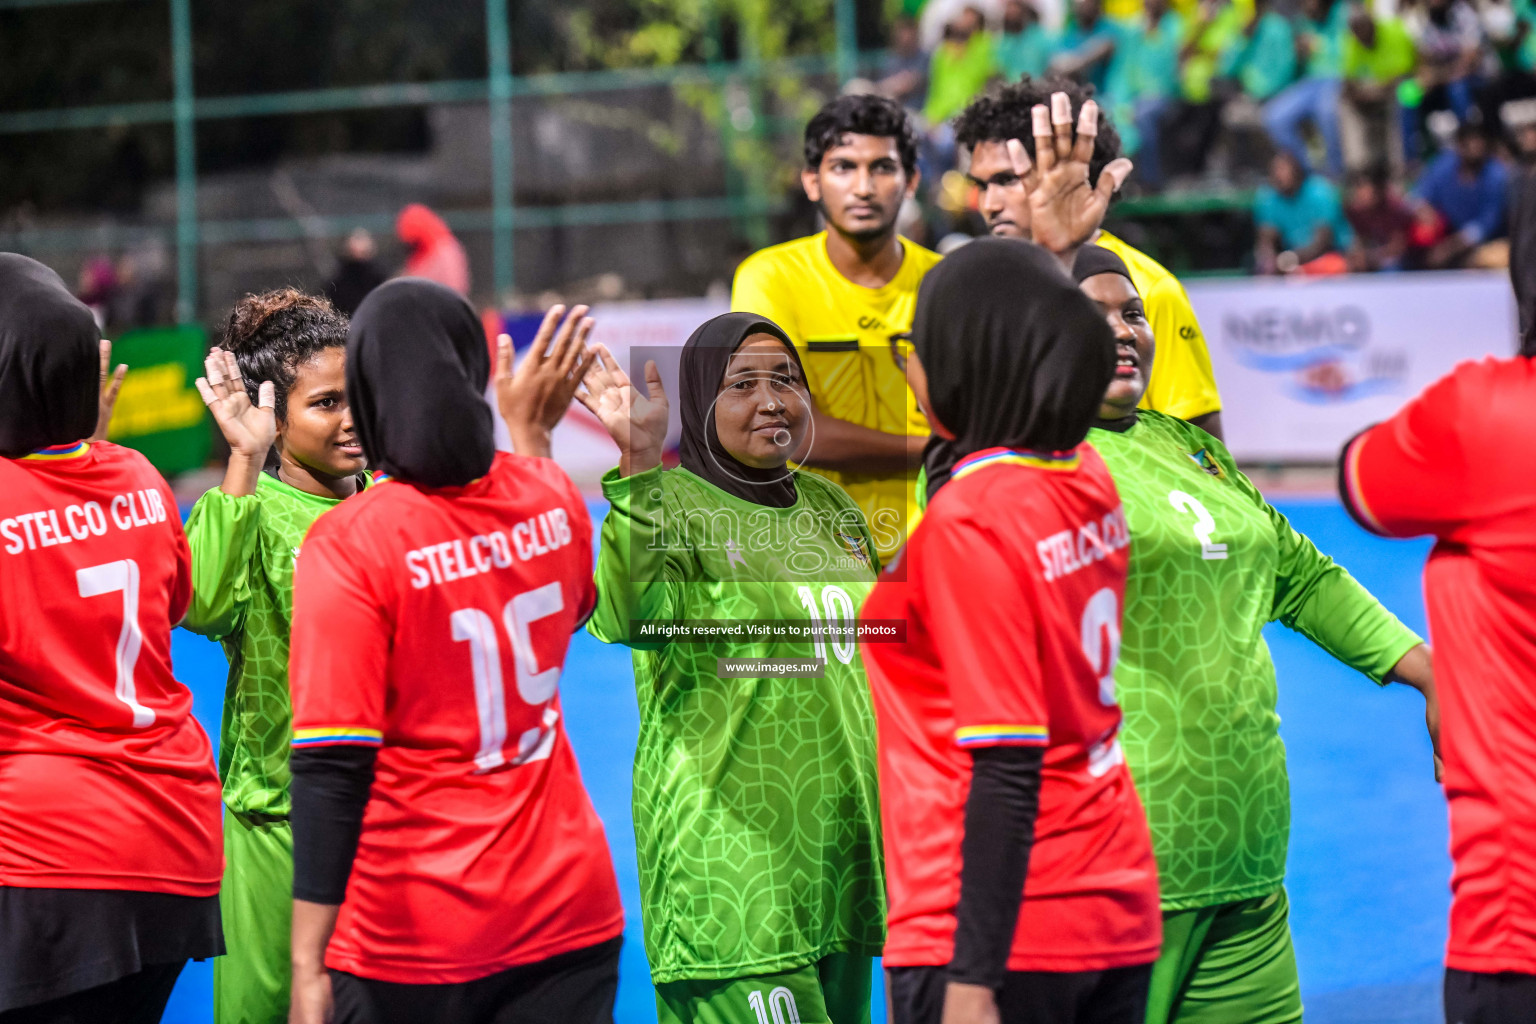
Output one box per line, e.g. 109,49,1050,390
68,0,1536,319
875,0,1536,272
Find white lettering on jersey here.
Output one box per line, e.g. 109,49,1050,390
403,507,574,590
2,493,162,557
1036,505,1130,582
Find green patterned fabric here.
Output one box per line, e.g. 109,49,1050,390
184,472,360,817
588,465,884,984
1086,412,1420,910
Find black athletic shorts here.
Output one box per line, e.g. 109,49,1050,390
0,887,223,1015
330,934,623,1024
0,963,185,1024
1445,968,1536,1024
887,962,1153,1024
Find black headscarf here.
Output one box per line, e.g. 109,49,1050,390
0,254,101,458
1072,243,1135,287
678,312,806,508
345,277,495,488
919,238,1116,501
1508,165,1536,357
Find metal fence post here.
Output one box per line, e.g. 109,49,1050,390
170,0,196,323
834,0,857,86
486,0,514,300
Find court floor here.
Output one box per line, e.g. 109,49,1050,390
160,498,1448,1024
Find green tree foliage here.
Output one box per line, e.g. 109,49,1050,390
0,0,850,216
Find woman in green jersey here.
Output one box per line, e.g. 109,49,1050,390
1067,245,1440,1024
185,290,594,1024
580,313,884,1024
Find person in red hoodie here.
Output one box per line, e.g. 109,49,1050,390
1339,168,1536,1024
395,204,470,296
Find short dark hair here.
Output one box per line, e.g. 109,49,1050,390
803,93,919,176
222,288,348,421
1456,118,1490,144
954,75,1123,188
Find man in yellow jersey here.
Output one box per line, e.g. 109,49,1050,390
732,94,941,558
956,76,1225,438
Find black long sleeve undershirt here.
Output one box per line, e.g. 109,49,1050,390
947,745,1045,989
290,745,377,904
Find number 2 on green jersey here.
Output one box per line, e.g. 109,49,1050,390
1169,489,1228,560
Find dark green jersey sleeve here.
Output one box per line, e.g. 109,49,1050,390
183,487,261,639
587,466,686,649
1210,432,1421,684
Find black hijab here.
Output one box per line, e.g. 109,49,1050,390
346,277,495,488
1508,165,1536,357
0,254,101,458
919,239,1116,501
678,312,806,508
1072,243,1135,287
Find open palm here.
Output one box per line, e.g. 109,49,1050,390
1011,95,1133,258
195,347,276,460
576,343,669,472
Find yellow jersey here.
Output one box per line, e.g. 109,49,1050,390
1095,231,1223,422
731,231,942,559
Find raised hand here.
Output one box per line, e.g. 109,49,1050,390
195,346,276,496
89,338,128,443
495,304,598,459
1014,93,1133,265
575,343,669,478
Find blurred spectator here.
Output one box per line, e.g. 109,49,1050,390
1050,0,1130,102
1166,0,1250,180
396,203,470,296
76,257,118,330
110,240,172,328
1179,0,1249,105
325,228,387,316
1255,150,1356,273
1402,0,1487,160
995,0,1056,80
1265,0,1351,178
923,7,998,126
1219,0,1299,105
878,15,930,113
1475,0,1536,146
1341,4,1418,176
1346,164,1417,269
1412,119,1511,266
1127,0,1189,189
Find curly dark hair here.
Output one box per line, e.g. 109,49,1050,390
221,287,348,421
803,93,919,176
954,75,1124,188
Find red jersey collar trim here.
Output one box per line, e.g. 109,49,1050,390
951,446,1082,479
22,440,91,461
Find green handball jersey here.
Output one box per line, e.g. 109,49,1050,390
588,465,885,984
1086,412,1420,910
184,472,361,817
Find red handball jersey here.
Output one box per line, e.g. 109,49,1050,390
289,452,623,984
1340,355,1536,975
862,445,1161,973
0,442,222,896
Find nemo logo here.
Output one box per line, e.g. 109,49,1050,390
858,315,887,330
1179,325,1198,340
